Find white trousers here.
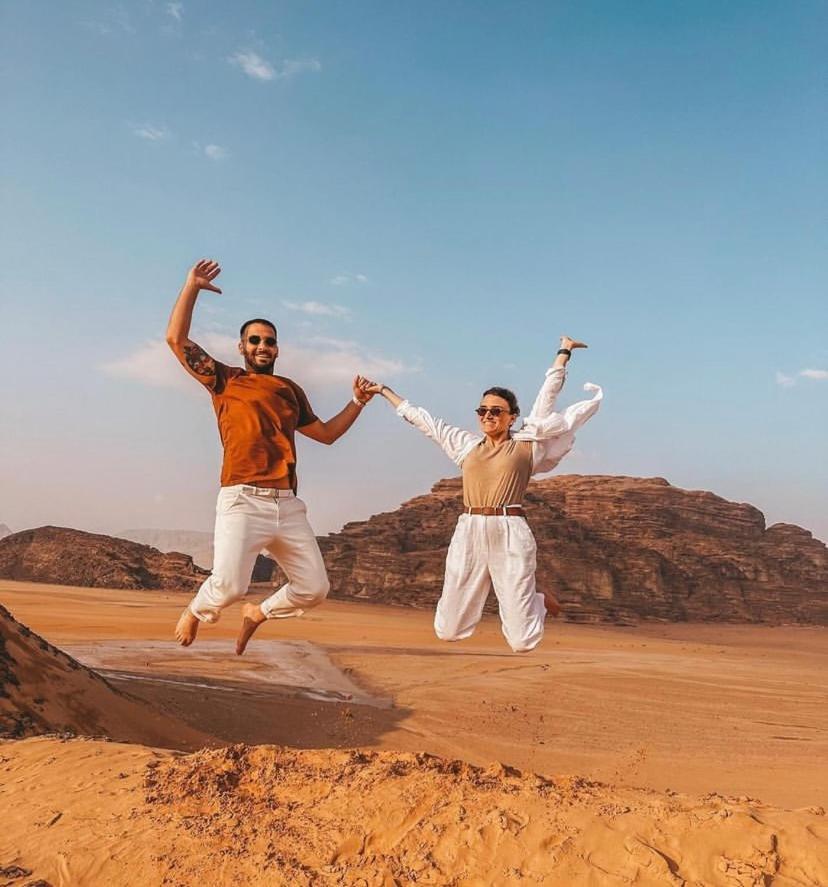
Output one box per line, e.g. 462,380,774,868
188,485,330,624
434,514,545,653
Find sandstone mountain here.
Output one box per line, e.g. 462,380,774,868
118,527,214,570
0,526,208,591
2,477,826,625
260,475,827,625
0,603,206,746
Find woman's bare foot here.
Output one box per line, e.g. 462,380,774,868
175,607,200,646
543,590,562,618
236,602,267,655
560,335,588,351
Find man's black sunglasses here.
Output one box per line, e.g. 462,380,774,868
248,335,277,347
475,406,508,417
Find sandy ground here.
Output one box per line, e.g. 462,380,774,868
1,580,827,885
2,580,825,807
3,737,825,887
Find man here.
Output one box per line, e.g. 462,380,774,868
166,259,372,654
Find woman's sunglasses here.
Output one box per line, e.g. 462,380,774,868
475,406,508,417
247,335,277,347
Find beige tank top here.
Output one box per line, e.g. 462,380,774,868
461,438,533,508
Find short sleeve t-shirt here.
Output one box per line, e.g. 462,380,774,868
201,361,318,490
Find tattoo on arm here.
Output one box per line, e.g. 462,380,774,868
183,343,216,377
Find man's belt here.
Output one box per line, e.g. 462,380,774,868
466,505,525,517
237,485,295,498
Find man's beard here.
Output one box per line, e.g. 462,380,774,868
245,354,275,374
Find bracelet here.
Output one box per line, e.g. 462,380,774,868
352,395,365,408
557,348,572,357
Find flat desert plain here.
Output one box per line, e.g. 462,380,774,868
1,579,826,886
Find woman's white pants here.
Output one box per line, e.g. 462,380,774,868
188,486,329,624
435,514,546,653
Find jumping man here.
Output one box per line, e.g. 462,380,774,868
166,259,373,653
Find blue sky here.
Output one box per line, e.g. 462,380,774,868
1,1,826,542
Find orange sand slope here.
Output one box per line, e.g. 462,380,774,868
1,580,828,885
0,602,206,748
3,580,826,808
2,736,826,887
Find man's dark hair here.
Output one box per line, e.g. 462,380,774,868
482,386,520,416
239,318,278,341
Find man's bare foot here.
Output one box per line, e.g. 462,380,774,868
175,607,200,646
236,602,267,655
543,590,562,618
560,335,588,351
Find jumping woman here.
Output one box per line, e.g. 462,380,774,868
362,338,601,653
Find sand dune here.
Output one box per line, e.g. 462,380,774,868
1,737,825,886
0,602,207,748
1,580,826,884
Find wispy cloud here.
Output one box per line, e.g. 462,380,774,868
230,50,275,81
282,339,411,387
204,144,228,161
330,273,368,287
229,50,321,82
283,300,351,319
167,2,183,21
101,334,412,392
776,368,828,388
101,340,193,392
131,123,170,142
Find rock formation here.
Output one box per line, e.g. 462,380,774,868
262,475,827,625
3,477,826,625
0,526,208,591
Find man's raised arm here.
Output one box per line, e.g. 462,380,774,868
166,260,223,385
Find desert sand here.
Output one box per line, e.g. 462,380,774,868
1,579,826,885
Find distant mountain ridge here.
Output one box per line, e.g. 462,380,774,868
0,524,11,541
118,528,214,570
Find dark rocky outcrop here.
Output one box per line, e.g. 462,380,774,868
0,526,208,591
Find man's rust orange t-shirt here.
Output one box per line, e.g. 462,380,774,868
202,362,318,490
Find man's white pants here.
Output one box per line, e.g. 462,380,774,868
435,514,545,653
188,485,329,624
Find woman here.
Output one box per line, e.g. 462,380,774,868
362,337,602,653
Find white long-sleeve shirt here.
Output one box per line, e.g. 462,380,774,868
395,366,603,475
